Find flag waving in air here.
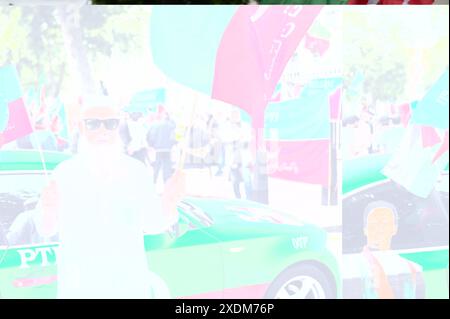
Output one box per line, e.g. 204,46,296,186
410,68,449,130
212,6,322,127
150,6,330,199
0,65,33,148
151,5,322,126
150,6,236,97
264,77,342,185
383,67,449,198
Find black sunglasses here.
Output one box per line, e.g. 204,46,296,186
84,118,120,131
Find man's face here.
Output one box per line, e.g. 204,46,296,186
79,106,121,146
364,207,398,251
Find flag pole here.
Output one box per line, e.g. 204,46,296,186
26,102,51,184
15,67,51,183
33,132,51,181
178,92,199,170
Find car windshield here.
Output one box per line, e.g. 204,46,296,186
0,173,50,247
178,201,214,228
343,180,449,254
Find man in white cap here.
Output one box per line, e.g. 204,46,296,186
37,95,185,298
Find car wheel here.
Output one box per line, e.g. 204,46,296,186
265,264,334,299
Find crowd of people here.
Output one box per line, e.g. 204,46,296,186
0,97,256,200
114,106,255,200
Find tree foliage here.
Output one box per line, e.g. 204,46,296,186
0,6,150,98
343,7,448,108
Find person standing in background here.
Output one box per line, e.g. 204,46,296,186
147,111,177,184
229,140,244,199
120,111,151,165
206,113,224,176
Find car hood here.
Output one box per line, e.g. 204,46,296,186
183,197,327,245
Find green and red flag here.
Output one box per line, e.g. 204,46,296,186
0,65,33,148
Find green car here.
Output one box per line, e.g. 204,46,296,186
342,154,449,299
0,150,339,299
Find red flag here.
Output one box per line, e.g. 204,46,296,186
212,6,323,128
432,130,449,164
38,85,48,120
398,103,412,128
304,33,330,57
404,0,434,3
50,114,60,134
329,86,342,122
421,126,441,148
269,83,282,103
0,98,33,146
0,65,33,147
266,140,329,186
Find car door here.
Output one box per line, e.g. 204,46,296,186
143,202,225,298
0,173,225,299
0,172,58,299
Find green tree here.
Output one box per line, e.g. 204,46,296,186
0,5,150,98
343,7,448,111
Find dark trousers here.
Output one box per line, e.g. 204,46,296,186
216,143,225,174
153,151,173,183
233,181,242,199
230,167,243,199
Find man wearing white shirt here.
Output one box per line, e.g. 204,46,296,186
37,95,185,298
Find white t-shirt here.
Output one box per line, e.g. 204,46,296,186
37,153,174,298
127,118,149,151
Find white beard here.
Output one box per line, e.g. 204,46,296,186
77,136,123,179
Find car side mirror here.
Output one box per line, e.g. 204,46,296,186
168,222,189,240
